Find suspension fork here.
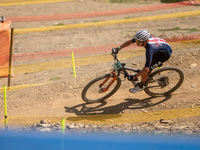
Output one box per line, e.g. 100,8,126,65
99,72,117,92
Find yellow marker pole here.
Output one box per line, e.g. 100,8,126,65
71,52,76,77
61,118,65,134
106,0,108,3
4,85,8,129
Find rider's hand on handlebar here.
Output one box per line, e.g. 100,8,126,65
112,48,119,54
127,74,138,81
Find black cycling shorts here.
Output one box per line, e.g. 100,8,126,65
150,53,170,71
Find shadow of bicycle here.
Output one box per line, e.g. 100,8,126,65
64,95,172,120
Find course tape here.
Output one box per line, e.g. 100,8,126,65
14,10,200,34
0,0,76,6
13,34,200,61
6,1,191,22
0,106,199,126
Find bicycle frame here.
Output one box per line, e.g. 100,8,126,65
98,53,141,92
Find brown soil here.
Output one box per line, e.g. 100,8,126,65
0,0,200,127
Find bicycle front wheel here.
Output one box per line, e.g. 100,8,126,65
81,74,121,103
144,67,184,97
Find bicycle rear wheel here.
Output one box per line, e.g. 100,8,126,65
144,67,184,97
81,74,121,103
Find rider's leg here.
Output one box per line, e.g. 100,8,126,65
148,54,170,83
129,54,170,93
129,72,149,93
139,73,148,88
150,54,170,70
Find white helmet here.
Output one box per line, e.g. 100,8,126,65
135,29,150,41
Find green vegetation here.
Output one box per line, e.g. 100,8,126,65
54,23,65,26
183,40,200,45
104,0,187,3
50,77,61,81
158,27,200,32
160,0,187,3
105,0,160,3
91,20,99,22
110,0,135,2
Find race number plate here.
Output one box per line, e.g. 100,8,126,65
113,62,122,71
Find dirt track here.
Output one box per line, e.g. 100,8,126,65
0,0,200,129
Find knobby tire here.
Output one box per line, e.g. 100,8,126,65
144,66,184,97
82,74,121,103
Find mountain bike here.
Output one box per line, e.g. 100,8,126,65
81,53,184,103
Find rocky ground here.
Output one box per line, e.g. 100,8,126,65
20,117,200,136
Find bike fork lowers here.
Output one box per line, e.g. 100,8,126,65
99,72,116,92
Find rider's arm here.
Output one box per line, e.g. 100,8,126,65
135,46,151,81
135,67,150,78
133,67,150,82
118,39,134,51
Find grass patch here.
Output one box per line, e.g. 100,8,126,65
110,0,135,2
91,20,99,22
105,0,160,3
158,27,200,32
161,0,187,3
182,40,200,45
50,77,61,81
54,23,65,26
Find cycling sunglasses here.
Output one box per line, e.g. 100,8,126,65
135,39,142,45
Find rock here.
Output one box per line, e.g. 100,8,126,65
22,119,200,135
173,125,189,130
77,123,85,128
191,83,197,88
40,119,47,124
36,124,52,128
148,121,156,127
141,109,148,113
38,128,52,132
31,124,37,128
160,119,173,124
155,125,171,130
67,124,78,129
189,63,197,68
54,123,61,127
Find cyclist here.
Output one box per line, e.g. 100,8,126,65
112,29,172,93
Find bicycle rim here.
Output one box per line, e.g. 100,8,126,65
144,67,184,97
81,74,121,103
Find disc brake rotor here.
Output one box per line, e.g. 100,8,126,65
158,76,169,88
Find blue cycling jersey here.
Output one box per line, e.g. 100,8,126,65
132,36,172,68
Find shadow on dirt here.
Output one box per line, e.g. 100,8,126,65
64,95,172,116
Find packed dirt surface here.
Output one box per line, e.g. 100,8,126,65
0,0,200,132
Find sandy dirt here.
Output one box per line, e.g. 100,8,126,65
0,0,200,127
